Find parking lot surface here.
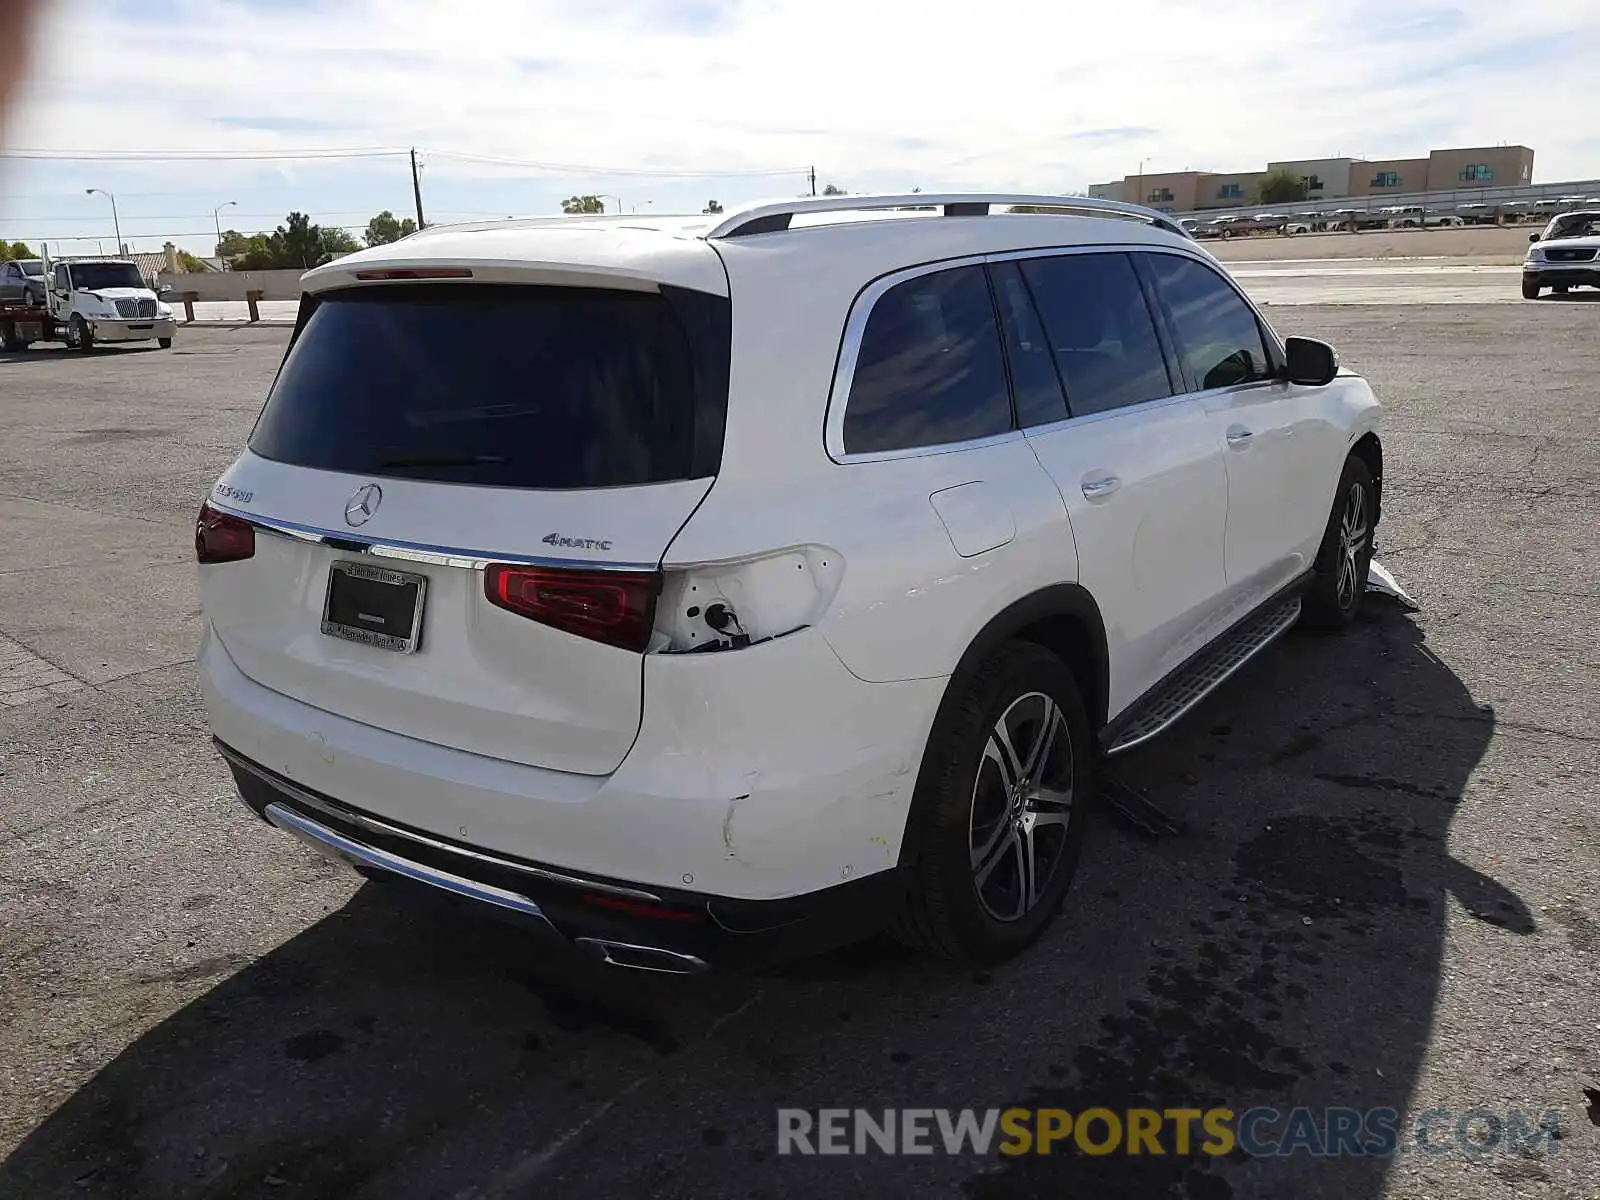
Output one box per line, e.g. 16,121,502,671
1,297,1597,1198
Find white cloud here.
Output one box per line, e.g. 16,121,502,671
4,0,1599,248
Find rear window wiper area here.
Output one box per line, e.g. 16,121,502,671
374,453,512,468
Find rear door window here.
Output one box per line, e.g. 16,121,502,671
987,261,1069,427
1141,254,1275,392
249,284,726,489
1017,252,1174,417
842,264,1013,455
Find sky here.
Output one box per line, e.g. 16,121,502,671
2,0,1599,256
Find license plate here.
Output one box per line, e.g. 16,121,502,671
321,561,426,653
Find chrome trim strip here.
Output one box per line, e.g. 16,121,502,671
264,802,555,923
218,743,666,902
573,937,709,975
207,501,658,573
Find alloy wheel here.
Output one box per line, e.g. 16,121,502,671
1336,482,1368,610
968,691,1075,923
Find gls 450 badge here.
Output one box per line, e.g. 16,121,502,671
543,532,613,551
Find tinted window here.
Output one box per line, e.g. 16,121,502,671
1143,254,1273,391
843,265,1012,454
988,262,1068,427
68,262,145,290
250,284,724,489
1018,253,1173,417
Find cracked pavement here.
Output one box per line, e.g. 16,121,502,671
1,305,1596,1199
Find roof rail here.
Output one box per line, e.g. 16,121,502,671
704,194,1191,240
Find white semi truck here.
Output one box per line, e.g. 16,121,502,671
0,245,176,352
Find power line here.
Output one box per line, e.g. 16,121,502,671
422,148,810,178
0,147,408,162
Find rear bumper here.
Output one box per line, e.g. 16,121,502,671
219,738,900,971
200,618,944,901
89,316,176,342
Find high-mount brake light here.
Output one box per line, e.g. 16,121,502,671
484,563,659,651
352,267,475,281
195,502,255,564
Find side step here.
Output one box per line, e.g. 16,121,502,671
1104,597,1302,756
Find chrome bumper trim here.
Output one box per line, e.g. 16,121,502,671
264,801,553,923
216,741,666,903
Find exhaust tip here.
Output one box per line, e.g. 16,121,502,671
574,937,708,975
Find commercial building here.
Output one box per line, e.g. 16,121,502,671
1089,145,1535,212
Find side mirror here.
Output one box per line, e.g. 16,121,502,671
1284,336,1338,386
158,283,173,296
1529,232,1540,243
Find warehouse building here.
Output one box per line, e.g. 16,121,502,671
1089,145,1534,212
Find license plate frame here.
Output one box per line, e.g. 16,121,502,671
321,560,427,653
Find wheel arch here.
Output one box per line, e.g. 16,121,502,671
1348,430,1383,529
938,584,1110,739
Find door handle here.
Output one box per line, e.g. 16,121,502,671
1081,475,1122,500
1226,426,1255,447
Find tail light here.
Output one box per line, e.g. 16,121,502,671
484,563,659,651
195,502,255,564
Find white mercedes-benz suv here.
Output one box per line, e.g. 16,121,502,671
198,194,1384,972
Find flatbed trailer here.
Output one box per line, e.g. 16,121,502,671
0,301,61,351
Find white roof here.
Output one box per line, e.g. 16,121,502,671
299,193,1192,298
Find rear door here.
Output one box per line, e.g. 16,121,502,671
202,279,729,776
993,251,1230,718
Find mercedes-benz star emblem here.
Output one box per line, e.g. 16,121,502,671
343,483,383,527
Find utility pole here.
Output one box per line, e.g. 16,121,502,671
411,148,426,230
809,165,816,197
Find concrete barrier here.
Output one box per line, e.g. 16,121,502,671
155,268,306,301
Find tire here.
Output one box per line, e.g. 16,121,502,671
1302,455,1377,629
70,315,94,352
21,288,36,307
893,641,1093,964
158,337,173,349
1522,279,1541,300
1,321,19,352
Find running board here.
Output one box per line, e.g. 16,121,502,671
1104,597,1302,756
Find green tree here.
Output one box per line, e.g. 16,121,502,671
821,183,845,196
363,209,418,247
176,250,210,273
1,240,35,261
561,195,605,214
320,226,360,259
1256,169,1308,205
702,200,724,214
215,214,354,270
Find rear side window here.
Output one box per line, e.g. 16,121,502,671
988,261,1069,427
1142,254,1274,391
842,265,1012,455
1018,253,1173,417
249,284,727,489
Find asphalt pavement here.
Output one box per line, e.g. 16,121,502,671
0,296,1597,1199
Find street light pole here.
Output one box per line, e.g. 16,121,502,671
1135,158,1147,206
213,200,237,264
86,188,122,255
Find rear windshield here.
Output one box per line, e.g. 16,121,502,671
249,284,727,489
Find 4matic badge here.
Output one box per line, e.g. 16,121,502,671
543,532,613,551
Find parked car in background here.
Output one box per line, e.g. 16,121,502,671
1384,206,1425,229
0,258,43,305
1424,210,1465,228
1524,208,1600,299
197,193,1386,970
